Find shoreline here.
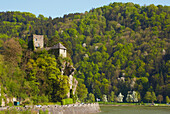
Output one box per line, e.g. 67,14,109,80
0,103,101,114
99,104,170,107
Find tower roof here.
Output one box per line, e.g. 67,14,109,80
53,43,67,50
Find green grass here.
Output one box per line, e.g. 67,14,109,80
98,102,170,107
98,102,138,105
38,102,61,105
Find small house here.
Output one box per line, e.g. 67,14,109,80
48,43,67,58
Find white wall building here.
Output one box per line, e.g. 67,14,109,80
54,43,67,57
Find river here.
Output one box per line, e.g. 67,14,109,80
99,105,170,114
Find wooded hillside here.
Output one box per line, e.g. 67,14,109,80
0,2,170,103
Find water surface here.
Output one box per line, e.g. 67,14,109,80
99,105,170,114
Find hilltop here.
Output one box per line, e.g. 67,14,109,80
0,2,170,104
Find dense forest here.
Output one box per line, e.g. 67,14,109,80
0,2,170,104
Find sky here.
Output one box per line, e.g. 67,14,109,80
0,0,170,18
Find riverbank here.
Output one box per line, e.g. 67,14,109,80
0,103,101,114
99,105,170,114
99,103,170,107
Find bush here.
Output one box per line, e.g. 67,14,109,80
22,98,32,105
31,95,49,104
8,102,13,106
56,102,61,105
141,101,144,105
61,98,73,105
40,95,49,103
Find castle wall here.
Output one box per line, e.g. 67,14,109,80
59,49,66,57
33,34,44,49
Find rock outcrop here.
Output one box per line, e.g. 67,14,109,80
60,61,78,98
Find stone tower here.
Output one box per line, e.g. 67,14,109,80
28,35,67,58
28,34,44,50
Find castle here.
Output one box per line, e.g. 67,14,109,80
28,34,67,57
28,34,77,98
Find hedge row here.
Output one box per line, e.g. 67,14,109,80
61,98,73,105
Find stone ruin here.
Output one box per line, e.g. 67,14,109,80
28,34,67,58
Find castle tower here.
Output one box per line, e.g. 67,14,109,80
28,34,44,50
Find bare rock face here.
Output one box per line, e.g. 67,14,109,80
82,43,86,47
60,61,78,98
130,78,136,89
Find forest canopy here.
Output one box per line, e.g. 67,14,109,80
0,2,170,104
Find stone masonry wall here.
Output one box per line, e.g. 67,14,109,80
33,103,100,114
33,34,44,49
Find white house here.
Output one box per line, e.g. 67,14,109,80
54,43,67,57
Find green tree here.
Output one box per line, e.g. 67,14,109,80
87,93,95,103
77,83,88,102
2,38,22,66
110,91,115,102
151,92,157,103
144,91,152,103
166,96,170,104
54,75,70,101
126,93,133,102
136,91,141,103
157,95,163,104
103,94,108,102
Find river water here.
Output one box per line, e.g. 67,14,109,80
99,105,170,114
